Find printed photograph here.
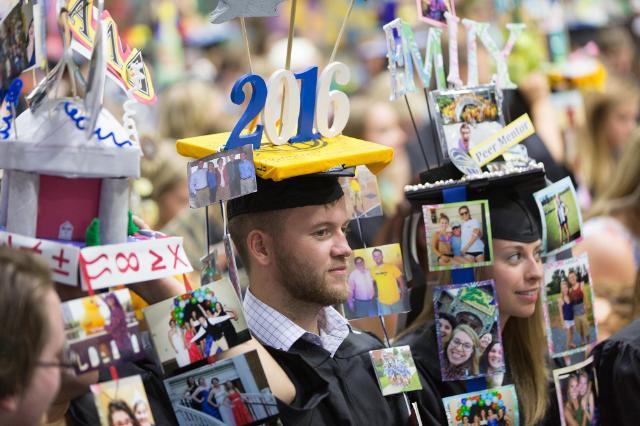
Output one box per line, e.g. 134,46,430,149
433,280,504,382
423,200,493,271
543,254,597,358
164,350,279,425
62,289,144,375
188,145,257,209
201,248,223,286
144,278,251,376
91,375,155,426
550,90,585,157
442,385,519,426
343,243,410,319
429,86,504,161
370,346,422,396
417,0,455,27
552,357,597,426
0,0,37,88
339,165,383,219
534,176,583,255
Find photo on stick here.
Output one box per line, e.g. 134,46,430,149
143,278,250,376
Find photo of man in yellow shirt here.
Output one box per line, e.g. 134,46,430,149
370,246,408,316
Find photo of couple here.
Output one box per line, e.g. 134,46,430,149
0,0,37,88
91,375,155,426
543,255,597,357
144,279,250,375
424,200,493,271
61,289,144,374
343,243,410,319
553,357,597,426
433,280,505,382
188,145,257,209
370,346,422,396
534,176,583,255
443,385,519,426
164,350,279,426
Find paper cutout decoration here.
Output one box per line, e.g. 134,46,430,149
0,99,140,177
468,114,535,166
449,148,482,176
65,0,156,104
0,230,80,285
370,346,423,396
83,1,107,139
210,0,286,24
62,289,144,374
80,236,193,290
91,375,155,426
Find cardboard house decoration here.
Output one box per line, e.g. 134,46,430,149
0,98,140,245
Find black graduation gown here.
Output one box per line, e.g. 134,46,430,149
264,329,412,426
592,318,640,426
396,322,562,426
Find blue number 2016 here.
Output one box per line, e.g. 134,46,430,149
224,66,321,151
224,74,267,151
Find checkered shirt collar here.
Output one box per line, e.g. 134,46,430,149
243,289,350,357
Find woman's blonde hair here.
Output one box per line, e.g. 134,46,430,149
578,81,640,197
448,324,480,375
587,127,640,235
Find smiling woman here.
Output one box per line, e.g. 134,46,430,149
396,172,552,425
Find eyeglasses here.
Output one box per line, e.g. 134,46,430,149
460,211,470,216
37,346,78,371
450,337,473,352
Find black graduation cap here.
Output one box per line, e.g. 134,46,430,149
228,173,346,219
405,164,547,243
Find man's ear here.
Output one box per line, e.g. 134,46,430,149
246,230,274,268
0,394,18,413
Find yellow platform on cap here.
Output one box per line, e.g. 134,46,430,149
176,132,394,181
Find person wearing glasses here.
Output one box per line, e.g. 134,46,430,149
0,247,68,426
459,205,485,262
442,324,480,380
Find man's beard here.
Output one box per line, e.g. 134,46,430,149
274,244,349,307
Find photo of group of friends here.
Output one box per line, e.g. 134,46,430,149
553,357,597,426
534,177,583,255
424,200,493,271
91,375,156,426
433,280,505,382
343,243,410,319
370,346,422,396
442,385,519,426
543,255,597,357
339,165,383,219
0,0,38,88
144,279,250,375
429,86,504,160
188,145,257,209
164,350,279,425
62,288,144,374
417,0,455,27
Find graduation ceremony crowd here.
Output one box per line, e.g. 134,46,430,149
3,1,640,425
